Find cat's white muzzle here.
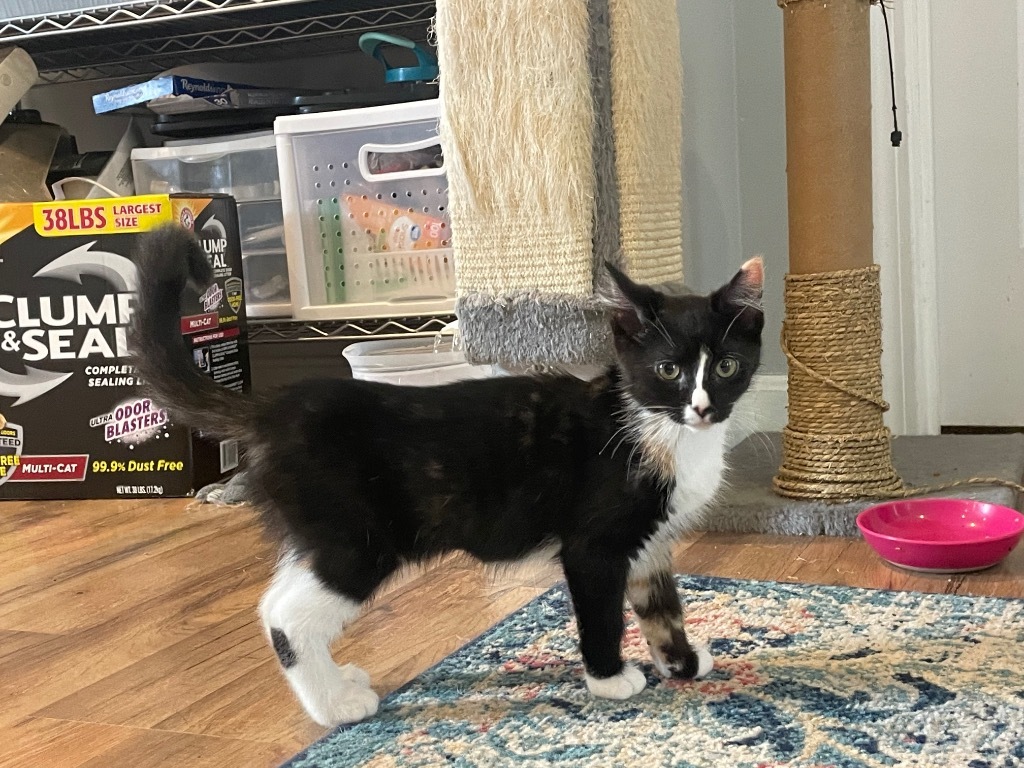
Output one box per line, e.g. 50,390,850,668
682,405,714,429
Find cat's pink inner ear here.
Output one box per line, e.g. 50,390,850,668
740,256,764,292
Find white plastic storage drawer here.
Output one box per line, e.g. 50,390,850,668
131,134,280,200
131,134,291,318
237,200,290,318
275,100,455,321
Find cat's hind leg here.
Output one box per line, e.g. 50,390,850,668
258,548,394,727
627,553,713,680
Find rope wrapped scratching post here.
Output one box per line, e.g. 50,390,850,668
775,266,903,500
773,0,903,502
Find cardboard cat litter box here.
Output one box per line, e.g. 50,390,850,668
0,193,250,499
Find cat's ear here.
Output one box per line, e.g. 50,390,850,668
711,256,764,334
599,261,664,340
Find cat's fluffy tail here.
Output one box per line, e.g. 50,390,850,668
129,224,255,441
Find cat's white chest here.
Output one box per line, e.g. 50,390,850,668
666,423,727,526
629,415,728,578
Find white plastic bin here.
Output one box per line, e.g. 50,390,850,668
131,133,280,200
131,133,291,318
343,337,495,386
276,100,456,321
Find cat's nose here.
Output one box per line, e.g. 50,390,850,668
693,404,715,419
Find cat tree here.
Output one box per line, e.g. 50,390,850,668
195,0,1024,520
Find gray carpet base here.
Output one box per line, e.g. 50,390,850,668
705,432,1024,537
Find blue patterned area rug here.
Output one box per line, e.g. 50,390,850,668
284,576,1024,767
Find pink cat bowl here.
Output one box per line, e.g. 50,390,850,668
856,498,1024,573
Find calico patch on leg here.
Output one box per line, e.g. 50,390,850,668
643,623,714,679
628,568,714,680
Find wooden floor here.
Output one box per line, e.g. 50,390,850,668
2,497,1024,768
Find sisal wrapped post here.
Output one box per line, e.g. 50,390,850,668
435,0,684,367
608,0,685,285
773,0,903,501
435,0,595,301
435,0,602,366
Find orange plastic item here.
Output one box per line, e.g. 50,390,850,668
344,194,448,252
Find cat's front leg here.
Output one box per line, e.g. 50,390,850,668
627,566,714,680
561,551,647,700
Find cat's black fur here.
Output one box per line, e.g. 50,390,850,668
129,225,763,725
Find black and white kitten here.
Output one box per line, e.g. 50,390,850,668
130,226,764,728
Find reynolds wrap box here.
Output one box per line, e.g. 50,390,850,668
91,75,304,115
0,194,250,499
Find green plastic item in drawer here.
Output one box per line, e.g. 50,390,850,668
317,195,346,304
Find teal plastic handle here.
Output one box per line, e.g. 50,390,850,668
358,32,439,84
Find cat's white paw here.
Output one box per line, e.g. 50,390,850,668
694,645,714,679
306,683,379,727
338,663,371,688
585,663,647,700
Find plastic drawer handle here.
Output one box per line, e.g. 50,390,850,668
358,136,444,183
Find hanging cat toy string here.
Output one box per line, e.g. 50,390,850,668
878,0,902,147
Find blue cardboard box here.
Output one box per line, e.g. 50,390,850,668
92,75,260,115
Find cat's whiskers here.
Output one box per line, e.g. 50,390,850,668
725,412,777,463
625,442,642,479
740,419,775,459
720,305,749,345
599,424,630,456
606,397,655,460
651,316,676,348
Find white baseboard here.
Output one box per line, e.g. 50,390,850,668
727,373,787,447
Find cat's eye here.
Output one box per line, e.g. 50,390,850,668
655,361,682,381
715,357,740,378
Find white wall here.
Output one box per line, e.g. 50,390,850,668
677,1,742,294
676,0,789,442
930,0,1024,426
734,1,788,377
677,0,788,377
